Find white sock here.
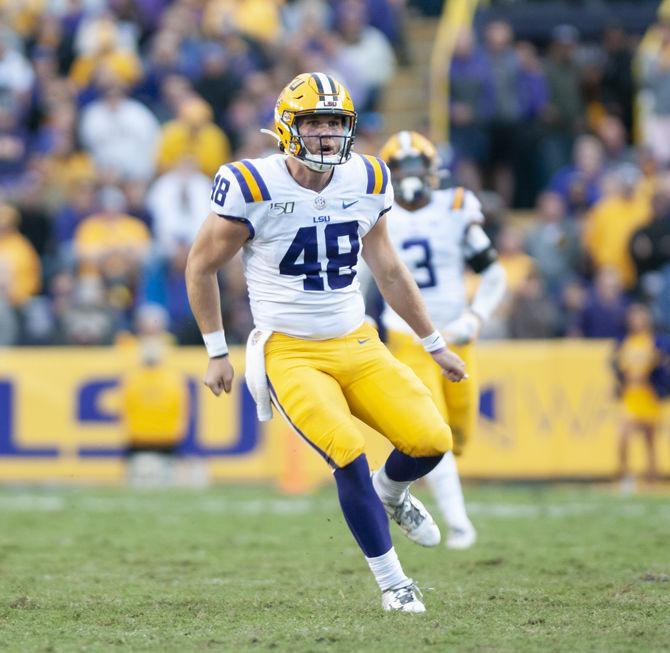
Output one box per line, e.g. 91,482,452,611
424,451,471,530
365,547,409,592
372,465,410,506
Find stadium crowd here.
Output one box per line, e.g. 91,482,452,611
0,0,669,346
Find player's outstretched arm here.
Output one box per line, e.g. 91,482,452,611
444,221,507,345
362,216,465,382
186,213,249,395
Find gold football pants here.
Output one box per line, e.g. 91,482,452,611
265,322,453,468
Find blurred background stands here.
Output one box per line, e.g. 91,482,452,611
0,0,669,348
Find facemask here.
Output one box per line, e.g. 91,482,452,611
398,176,425,203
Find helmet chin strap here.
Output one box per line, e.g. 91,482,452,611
295,156,336,173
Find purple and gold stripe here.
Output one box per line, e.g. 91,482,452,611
361,154,389,195
241,159,270,200
225,160,271,203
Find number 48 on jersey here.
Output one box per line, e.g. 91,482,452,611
279,220,360,291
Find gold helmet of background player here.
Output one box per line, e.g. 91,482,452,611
379,131,439,204
272,72,357,172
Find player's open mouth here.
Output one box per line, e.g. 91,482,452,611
303,134,343,158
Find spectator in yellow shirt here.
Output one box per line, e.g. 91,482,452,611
583,164,652,289
156,95,231,178
0,0,45,37
0,203,41,306
122,358,188,452
496,224,536,293
41,125,96,206
74,186,151,308
69,17,142,89
120,304,189,486
203,0,284,43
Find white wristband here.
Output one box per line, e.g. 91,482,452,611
421,330,447,353
203,330,228,358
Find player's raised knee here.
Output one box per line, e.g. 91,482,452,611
330,438,366,469
411,424,453,458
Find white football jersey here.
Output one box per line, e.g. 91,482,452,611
383,187,486,334
210,153,393,339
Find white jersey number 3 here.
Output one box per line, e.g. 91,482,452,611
402,238,437,289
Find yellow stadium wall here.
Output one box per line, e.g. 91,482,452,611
0,342,668,486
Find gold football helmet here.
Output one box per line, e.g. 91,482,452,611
271,72,357,172
379,131,439,205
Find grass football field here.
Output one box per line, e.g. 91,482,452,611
1,483,669,653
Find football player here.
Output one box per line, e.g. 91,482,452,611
186,73,466,613
378,131,507,549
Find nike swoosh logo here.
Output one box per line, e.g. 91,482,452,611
342,200,359,209
357,338,370,344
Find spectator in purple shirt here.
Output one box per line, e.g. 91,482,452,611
0,100,30,194
541,24,586,182
132,0,170,32
483,20,522,207
134,30,187,110
449,27,494,167
517,41,548,121
53,175,98,269
515,41,549,206
361,0,407,62
578,266,628,338
549,135,605,217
